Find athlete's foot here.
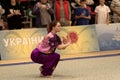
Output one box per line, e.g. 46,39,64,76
40,74,53,78
39,67,53,78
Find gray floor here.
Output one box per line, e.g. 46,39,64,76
0,55,120,80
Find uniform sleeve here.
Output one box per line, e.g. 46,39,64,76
56,35,62,45
49,34,62,48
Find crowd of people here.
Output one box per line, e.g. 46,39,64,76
0,0,120,77
0,0,120,30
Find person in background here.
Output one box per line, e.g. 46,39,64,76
74,0,91,25
86,0,94,5
5,0,24,30
110,0,120,23
31,20,71,77
95,0,111,24
48,0,55,21
0,4,5,30
54,0,71,26
86,0,96,24
70,0,81,26
32,0,54,28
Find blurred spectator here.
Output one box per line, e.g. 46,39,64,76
74,0,91,25
48,0,55,21
93,0,100,9
70,0,95,25
86,0,96,24
95,0,111,24
0,4,5,30
5,0,24,30
110,0,120,23
70,0,81,26
70,0,81,9
54,0,71,26
86,0,94,5
86,5,96,24
32,0,54,28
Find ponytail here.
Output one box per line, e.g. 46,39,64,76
47,20,59,33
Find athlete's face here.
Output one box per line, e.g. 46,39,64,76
54,22,61,32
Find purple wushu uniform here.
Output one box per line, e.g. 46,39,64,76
31,32,62,76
